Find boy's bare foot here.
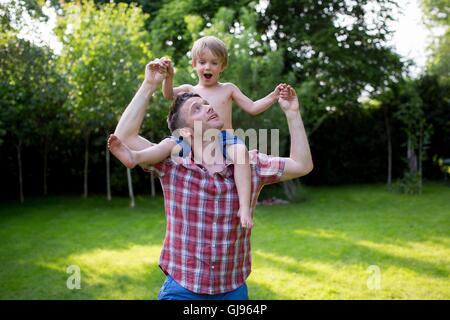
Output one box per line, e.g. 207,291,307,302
107,134,137,169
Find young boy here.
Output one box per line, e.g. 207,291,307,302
160,36,283,229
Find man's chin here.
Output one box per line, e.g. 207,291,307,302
206,119,224,129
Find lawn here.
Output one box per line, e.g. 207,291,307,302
0,183,449,299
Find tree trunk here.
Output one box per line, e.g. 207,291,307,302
282,179,300,201
407,137,417,174
418,122,423,194
83,133,90,198
384,110,392,189
43,135,49,196
106,135,111,201
150,170,155,197
16,141,24,203
127,168,135,208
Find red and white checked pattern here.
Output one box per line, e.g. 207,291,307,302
143,151,285,294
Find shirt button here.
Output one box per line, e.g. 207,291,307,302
211,265,215,269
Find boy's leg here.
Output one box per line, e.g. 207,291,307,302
108,134,138,169
221,132,253,229
109,134,172,168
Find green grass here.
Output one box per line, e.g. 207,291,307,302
0,183,449,299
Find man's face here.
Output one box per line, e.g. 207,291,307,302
192,49,224,86
181,97,224,131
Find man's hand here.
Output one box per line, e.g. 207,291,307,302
145,58,167,85
278,84,299,113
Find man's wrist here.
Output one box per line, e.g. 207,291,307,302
141,81,158,95
284,108,300,118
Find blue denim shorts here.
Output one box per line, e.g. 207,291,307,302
171,130,244,159
157,275,249,300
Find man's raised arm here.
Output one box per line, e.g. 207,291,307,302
114,59,166,151
278,85,313,181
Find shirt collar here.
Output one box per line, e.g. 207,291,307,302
176,154,234,178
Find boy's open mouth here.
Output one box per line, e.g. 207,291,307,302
204,73,213,79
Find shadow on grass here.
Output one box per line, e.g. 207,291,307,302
253,220,449,281
1,185,449,299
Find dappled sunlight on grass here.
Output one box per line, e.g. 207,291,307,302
1,183,449,299
35,244,164,299
251,250,372,299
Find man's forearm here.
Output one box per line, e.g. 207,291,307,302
285,109,313,172
114,81,157,145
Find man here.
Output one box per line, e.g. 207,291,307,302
110,58,313,300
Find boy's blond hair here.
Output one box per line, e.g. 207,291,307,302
191,36,228,68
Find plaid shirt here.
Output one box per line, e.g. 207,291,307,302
143,151,285,294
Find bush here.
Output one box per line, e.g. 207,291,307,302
393,171,422,195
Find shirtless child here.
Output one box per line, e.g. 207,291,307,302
160,36,284,229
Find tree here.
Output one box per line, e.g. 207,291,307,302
380,79,433,194
421,0,450,84
55,0,152,202
0,34,65,201
258,0,404,110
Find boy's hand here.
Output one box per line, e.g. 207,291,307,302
238,207,253,229
278,84,299,113
270,83,285,101
145,58,167,85
160,57,174,79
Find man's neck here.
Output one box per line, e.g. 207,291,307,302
192,139,225,167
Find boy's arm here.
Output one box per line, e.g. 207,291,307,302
161,58,193,100
230,83,281,115
278,86,314,181
114,59,166,151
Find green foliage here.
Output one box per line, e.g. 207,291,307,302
56,0,152,135
393,171,422,195
1,0,449,196
145,0,250,60
421,0,450,84
260,0,404,110
0,33,66,147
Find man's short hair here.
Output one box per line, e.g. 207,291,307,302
167,92,201,132
191,36,228,68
